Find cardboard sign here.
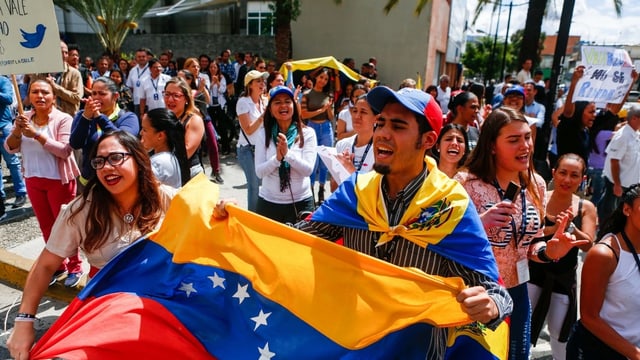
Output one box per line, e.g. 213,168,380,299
574,46,633,104
0,0,63,75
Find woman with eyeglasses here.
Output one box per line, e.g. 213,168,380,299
70,77,140,187
163,77,205,178
7,130,176,358
4,79,82,287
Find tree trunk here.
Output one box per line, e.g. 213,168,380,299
275,22,291,66
518,0,547,68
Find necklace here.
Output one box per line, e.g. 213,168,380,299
123,213,134,224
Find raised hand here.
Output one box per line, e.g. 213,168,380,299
545,215,590,260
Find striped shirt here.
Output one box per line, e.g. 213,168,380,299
297,167,512,359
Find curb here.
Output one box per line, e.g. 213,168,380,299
0,247,84,304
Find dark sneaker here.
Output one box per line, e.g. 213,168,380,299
211,173,224,184
64,272,83,288
49,270,68,286
13,196,26,208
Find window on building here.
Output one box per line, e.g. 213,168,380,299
247,11,273,35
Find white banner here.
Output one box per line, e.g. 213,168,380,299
574,46,633,104
0,0,63,75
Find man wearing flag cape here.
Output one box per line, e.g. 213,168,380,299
298,86,513,358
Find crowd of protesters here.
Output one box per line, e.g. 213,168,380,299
4,43,640,360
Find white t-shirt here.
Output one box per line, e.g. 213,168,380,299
151,151,182,188
335,134,375,177
337,108,353,134
126,64,151,105
436,86,451,114
209,76,227,108
46,185,177,269
603,124,640,187
254,126,317,203
236,96,266,146
20,127,60,180
141,74,171,110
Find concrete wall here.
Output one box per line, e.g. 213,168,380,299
291,0,447,89
61,33,276,62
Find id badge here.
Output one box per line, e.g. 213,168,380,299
153,93,159,101
136,80,140,87
516,258,530,284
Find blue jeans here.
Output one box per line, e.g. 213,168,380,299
508,283,531,360
0,123,27,199
237,144,260,212
308,120,333,185
587,167,605,207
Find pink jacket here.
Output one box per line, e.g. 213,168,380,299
4,108,80,184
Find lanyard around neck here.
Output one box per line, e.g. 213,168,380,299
351,136,373,172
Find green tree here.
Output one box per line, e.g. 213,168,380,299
471,0,621,69
382,0,622,70
53,0,157,57
462,36,513,80
269,0,302,65
506,29,545,73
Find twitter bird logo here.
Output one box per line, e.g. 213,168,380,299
19,24,46,49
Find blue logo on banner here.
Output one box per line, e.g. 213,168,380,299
19,24,46,49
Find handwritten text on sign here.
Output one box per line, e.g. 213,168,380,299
0,0,63,75
574,46,633,105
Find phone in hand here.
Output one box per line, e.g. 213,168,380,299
503,181,521,203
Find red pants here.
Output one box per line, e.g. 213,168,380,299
26,177,82,274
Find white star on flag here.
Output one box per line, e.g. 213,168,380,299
251,309,272,331
258,342,276,360
208,273,226,289
232,283,250,304
178,282,197,298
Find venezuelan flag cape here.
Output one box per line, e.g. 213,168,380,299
311,156,509,359
30,174,506,360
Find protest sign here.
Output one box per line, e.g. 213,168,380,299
574,46,633,104
0,0,63,75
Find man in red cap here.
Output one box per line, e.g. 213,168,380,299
297,86,512,359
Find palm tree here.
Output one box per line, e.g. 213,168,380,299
471,0,622,70
53,0,157,58
382,0,623,70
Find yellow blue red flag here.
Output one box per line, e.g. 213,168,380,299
30,174,506,359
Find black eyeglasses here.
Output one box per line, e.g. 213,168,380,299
90,152,132,170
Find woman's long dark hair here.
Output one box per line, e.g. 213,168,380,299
465,107,543,214
69,130,163,252
145,108,190,186
589,111,619,154
597,184,640,241
431,123,470,167
263,92,304,149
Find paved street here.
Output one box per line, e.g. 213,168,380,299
0,151,553,359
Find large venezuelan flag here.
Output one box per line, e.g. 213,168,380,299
30,174,507,360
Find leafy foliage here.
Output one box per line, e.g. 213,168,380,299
461,36,514,80
53,0,157,56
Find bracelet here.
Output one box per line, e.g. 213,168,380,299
34,132,41,141
537,245,556,263
15,313,36,322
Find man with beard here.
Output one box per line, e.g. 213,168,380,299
295,87,512,359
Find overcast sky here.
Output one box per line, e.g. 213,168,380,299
467,0,639,46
